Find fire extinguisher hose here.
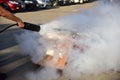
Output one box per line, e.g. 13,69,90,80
0,22,41,33
0,24,17,33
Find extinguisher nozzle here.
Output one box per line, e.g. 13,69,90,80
22,22,41,32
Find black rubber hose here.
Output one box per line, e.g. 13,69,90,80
0,22,41,33
0,24,17,33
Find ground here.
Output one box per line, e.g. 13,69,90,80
0,1,120,80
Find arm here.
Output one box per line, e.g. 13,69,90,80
0,6,24,27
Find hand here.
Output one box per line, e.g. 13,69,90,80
17,21,24,28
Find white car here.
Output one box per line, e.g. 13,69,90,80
36,0,51,8
71,0,89,4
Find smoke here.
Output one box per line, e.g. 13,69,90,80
15,4,120,80
26,67,60,80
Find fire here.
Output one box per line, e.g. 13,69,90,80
56,53,67,69
37,35,70,70
37,31,88,70
38,44,68,70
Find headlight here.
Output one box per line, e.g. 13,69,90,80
9,1,19,4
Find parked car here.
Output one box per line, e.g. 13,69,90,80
36,0,52,8
22,0,39,10
57,0,89,6
58,0,72,5
17,0,26,10
50,0,58,7
0,0,25,11
68,0,88,4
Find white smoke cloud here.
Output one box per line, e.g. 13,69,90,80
15,3,120,80
26,67,60,80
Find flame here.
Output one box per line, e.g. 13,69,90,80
56,53,67,70
38,31,87,70
39,49,67,70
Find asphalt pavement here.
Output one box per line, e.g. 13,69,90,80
0,1,120,80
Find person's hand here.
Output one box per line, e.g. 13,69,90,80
17,21,24,28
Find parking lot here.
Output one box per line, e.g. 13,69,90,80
0,1,120,80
